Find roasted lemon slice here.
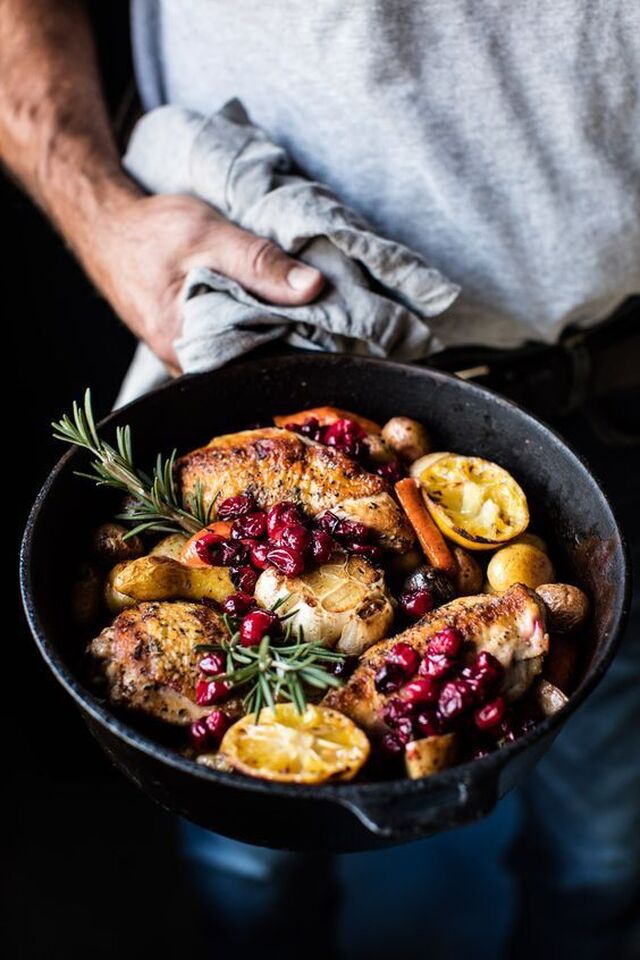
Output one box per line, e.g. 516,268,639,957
220,703,370,784
411,453,529,550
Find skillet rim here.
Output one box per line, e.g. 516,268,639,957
19,354,631,803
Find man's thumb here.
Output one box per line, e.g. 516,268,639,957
211,223,325,305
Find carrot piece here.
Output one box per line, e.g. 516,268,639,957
394,477,457,576
181,520,233,568
273,405,381,434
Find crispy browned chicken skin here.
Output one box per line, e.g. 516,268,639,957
177,427,414,552
324,585,548,734
89,600,242,725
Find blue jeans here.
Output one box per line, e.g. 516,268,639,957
178,411,640,960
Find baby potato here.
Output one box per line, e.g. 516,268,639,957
149,533,189,561
535,583,589,634
404,733,458,779
535,678,569,716
364,433,395,464
112,555,234,604
487,543,554,593
381,416,431,463
104,562,138,613
452,546,483,596
92,522,144,565
72,563,103,624
513,532,548,553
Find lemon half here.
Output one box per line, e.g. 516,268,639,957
220,703,370,784
411,453,529,550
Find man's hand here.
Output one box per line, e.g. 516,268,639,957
72,192,324,368
0,0,323,371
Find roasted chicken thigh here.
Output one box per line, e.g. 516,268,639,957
177,427,413,552
324,584,548,733
89,600,241,725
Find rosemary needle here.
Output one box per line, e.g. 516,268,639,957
52,389,214,537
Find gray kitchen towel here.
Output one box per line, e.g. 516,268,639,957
116,99,459,405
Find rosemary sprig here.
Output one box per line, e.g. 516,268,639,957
52,389,214,536
209,617,346,721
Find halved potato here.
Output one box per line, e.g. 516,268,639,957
404,733,458,779
149,533,189,561
104,562,138,613
112,555,234,604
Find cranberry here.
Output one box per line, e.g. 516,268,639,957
266,545,306,577
189,719,210,751
376,460,405,483
239,609,280,646
322,419,366,457
298,417,324,440
472,650,504,678
415,710,441,738
198,651,226,675
266,501,302,538
309,529,335,564
438,679,475,720
196,678,232,705
428,626,463,657
419,652,456,679
327,655,358,680
393,716,416,744
346,542,383,561
462,651,504,697
275,523,310,553
380,732,404,757
231,565,258,594
222,592,255,617
334,518,369,543
474,696,506,731
315,511,340,534
249,541,271,570
376,460,405,484
220,539,248,566
217,494,256,520
381,698,409,727
401,676,440,707
374,661,405,694
231,511,267,540
387,641,421,676
400,589,434,618
204,709,229,744
194,532,225,565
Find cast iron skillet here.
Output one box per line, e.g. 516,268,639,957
20,354,629,852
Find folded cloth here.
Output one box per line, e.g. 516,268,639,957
116,99,459,405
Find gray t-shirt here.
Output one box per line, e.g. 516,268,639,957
131,0,640,350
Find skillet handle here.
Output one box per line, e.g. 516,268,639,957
338,771,498,841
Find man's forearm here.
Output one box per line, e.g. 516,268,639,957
0,0,322,363
0,0,139,246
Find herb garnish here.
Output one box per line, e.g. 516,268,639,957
52,389,213,537
205,615,346,720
